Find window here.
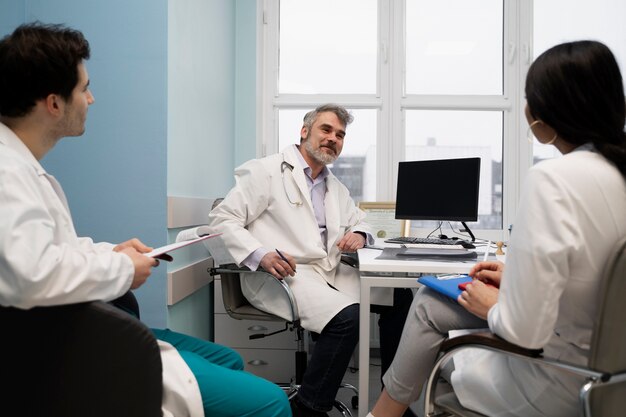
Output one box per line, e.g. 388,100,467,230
278,0,377,94
261,0,533,239
532,0,626,163
405,0,503,95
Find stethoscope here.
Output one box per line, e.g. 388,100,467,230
280,159,303,206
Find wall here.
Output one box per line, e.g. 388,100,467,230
166,0,236,338
234,0,258,166
166,0,257,339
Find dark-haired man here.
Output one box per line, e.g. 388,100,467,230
0,22,290,417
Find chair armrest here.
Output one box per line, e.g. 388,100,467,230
340,253,359,268
211,263,301,323
424,331,609,417
441,331,543,358
2,301,163,417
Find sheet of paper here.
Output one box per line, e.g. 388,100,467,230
144,233,221,258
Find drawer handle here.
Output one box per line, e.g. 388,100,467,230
248,359,269,366
248,325,268,332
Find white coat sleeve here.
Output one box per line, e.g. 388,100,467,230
350,208,373,245
488,165,578,349
207,159,272,265
335,181,370,237
78,238,116,253
0,164,134,309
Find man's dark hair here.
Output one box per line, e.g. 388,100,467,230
0,22,90,117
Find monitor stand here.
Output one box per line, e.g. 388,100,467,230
401,220,411,237
461,222,476,242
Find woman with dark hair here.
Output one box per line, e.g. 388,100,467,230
367,40,626,417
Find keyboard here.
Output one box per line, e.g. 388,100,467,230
384,236,476,249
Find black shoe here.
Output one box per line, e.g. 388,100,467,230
402,408,418,417
290,396,329,417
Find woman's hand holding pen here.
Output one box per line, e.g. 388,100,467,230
468,260,505,288
458,260,505,320
260,250,297,280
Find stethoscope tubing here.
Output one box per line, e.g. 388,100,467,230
280,159,303,206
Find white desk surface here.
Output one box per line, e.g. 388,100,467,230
356,246,475,416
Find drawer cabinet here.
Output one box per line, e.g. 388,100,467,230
213,278,297,383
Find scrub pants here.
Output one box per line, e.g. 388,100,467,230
153,328,291,417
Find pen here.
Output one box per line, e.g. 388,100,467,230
483,240,492,262
275,249,296,272
438,274,469,280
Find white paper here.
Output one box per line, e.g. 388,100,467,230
175,225,212,243
144,233,221,258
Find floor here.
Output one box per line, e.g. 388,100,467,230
329,351,423,417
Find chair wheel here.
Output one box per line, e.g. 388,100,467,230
351,395,358,409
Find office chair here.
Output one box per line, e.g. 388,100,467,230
422,236,626,417
209,263,358,417
1,291,163,417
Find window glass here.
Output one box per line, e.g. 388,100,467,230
405,0,504,95
268,1,512,234
279,0,377,94
278,109,377,202
405,110,503,230
532,0,626,163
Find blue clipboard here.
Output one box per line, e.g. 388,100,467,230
417,275,472,300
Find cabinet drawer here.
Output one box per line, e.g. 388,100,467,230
234,347,296,383
214,314,298,349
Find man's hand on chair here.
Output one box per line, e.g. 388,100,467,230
260,251,297,280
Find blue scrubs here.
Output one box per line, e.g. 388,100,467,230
152,328,291,417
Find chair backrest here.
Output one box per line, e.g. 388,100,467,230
1,300,163,417
587,237,626,417
589,236,626,373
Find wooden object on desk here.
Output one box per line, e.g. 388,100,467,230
495,241,505,255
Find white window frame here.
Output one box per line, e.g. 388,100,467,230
257,0,534,241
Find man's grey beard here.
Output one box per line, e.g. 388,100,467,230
303,139,338,165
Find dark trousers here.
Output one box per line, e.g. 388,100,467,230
297,288,414,412
298,304,360,412
372,288,415,382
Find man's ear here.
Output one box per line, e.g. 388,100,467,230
44,94,63,116
300,125,308,142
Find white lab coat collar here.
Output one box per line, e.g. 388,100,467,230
0,122,71,214
0,122,46,176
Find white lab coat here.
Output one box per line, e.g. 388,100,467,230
451,148,626,417
0,123,203,417
208,145,392,333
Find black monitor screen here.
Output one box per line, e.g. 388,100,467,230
395,157,481,222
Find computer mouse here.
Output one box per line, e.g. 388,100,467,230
458,240,476,249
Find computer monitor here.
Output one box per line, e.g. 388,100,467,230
395,157,481,238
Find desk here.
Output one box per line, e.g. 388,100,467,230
357,247,473,416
